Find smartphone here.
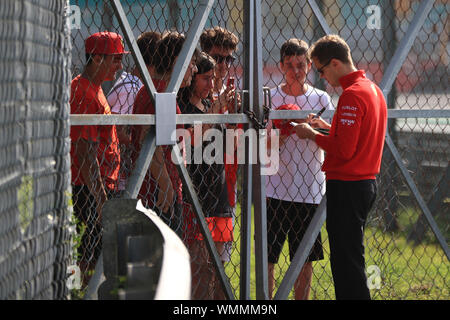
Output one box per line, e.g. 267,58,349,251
227,77,236,112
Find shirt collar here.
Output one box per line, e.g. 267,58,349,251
339,70,366,90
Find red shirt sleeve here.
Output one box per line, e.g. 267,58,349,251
70,78,100,142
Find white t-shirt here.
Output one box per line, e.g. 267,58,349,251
107,72,143,191
107,71,143,115
266,84,334,204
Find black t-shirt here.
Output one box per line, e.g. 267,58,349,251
178,99,233,218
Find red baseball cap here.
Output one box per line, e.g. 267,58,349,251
273,104,300,136
85,31,130,55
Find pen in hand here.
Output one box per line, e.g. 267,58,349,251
290,106,330,136
313,106,327,119
288,107,327,127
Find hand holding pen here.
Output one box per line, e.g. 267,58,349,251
313,106,327,119
307,106,331,130
289,107,331,136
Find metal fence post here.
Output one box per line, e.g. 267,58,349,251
252,0,269,300
240,0,254,301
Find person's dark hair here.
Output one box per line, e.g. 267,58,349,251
200,26,239,53
195,51,216,75
178,52,215,106
280,38,310,63
137,31,162,66
309,34,352,65
153,31,186,75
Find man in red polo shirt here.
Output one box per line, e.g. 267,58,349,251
294,35,387,300
70,31,128,284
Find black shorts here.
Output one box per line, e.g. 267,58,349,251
267,197,324,264
72,185,118,268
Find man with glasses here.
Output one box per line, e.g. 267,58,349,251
200,26,238,96
293,35,387,300
199,27,240,265
316,58,333,76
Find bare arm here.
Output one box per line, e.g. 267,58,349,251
150,146,174,214
76,139,108,222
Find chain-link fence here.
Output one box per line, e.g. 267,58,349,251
2,0,447,300
68,0,248,299
261,0,449,300
66,0,448,300
0,0,72,299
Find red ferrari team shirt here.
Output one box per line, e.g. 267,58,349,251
70,75,120,190
315,70,387,181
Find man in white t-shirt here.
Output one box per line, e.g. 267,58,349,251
266,38,334,300
107,31,161,191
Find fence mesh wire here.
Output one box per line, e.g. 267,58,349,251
261,0,449,300
0,0,72,299
66,0,448,300
1,0,446,300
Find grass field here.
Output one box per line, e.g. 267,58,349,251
68,200,448,300
224,205,449,300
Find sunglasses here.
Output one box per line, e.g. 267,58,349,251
211,54,235,66
317,58,333,75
